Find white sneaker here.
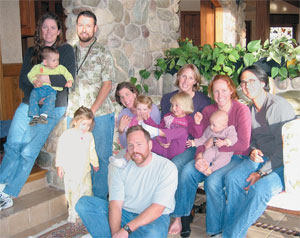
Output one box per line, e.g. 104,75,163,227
67,215,77,223
140,122,159,138
0,191,9,200
0,196,13,211
109,156,128,169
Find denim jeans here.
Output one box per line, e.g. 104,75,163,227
76,196,170,238
204,155,244,235
172,158,206,217
0,103,66,197
222,157,284,238
28,86,57,117
92,113,114,199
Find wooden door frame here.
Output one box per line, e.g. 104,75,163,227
200,0,223,46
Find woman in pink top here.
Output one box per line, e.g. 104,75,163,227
169,75,251,237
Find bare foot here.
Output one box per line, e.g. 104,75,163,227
168,217,182,234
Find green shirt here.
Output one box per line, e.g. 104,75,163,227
67,40,115,117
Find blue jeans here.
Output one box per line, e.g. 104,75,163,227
92,113,114,199
171,147,196,180
0,103,66,197
204,155,244,235
172,158,206,217
76,196,170,238
222,157,284,238
28,86,57,117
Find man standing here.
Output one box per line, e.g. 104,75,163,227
67,10,115,199
76,125,178,238
221,65,295,238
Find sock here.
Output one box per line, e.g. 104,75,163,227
0,184,6,193
109,156,128,169
40,114,48,118
140,122,159,138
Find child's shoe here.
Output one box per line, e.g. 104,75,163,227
109,156,128,169
140,122,159,138
38,115,48,124
29,117,39,126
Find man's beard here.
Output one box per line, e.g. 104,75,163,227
131,152,148,164
79,34,94,43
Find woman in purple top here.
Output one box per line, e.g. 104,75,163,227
115,82,161,148
169,75,251,237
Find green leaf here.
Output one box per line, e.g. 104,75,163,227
130,77,137,85
223,65,233,75
243,53,255,67
139,69,151,79
169,59,175,69
136,84,142,93
143,84,149,93
212,65,221,71
154,70,162,80
177,57,187,66
247,40,261,53
278,67,288,79
271,67,279,78
217,54,225,65
156,58,167,72
213,48,220,59
228,54,237,63
215,42,225,49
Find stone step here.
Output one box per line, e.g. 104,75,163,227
18,165,48,197
0,187,67,237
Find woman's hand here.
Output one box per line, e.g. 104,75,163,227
186,139,195,148
93,166,99,172
118,115,131,133
250,149,264,163
33,79,43,88
194,112,203,125
157,138,171,148
244,172,261,191
37,74,51,84
204,137,213,149
57,167,64,179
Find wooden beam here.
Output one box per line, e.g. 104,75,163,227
215,7,223,43
200,0,215,46
255,0,270,42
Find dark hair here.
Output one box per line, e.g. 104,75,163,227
239,64,270,92
126,125,151,142
31,12,63,65
175,64,201,91
208,75,238,100
76,10,97,25
41,46,59,60
115,82,139,106
70,106,95,131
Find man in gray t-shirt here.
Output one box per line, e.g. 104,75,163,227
76,125,178,238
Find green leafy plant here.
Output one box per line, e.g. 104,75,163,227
130,69,151,93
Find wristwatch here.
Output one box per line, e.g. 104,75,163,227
257,170,267,178
123,224,133,234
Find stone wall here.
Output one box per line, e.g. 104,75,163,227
63,0,181,95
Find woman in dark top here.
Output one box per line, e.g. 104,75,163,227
0,13,75,210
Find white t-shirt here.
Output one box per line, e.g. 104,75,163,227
108,153,178,214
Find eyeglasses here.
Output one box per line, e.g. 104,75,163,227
240,79,258,88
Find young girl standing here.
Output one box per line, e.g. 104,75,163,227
141,92,196,159
56,106,99,223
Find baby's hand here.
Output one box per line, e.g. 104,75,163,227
194,112,203,125
57,167,64,178
65,80,73,88
202,166,212,176
186,139,195,147
215,139,227,148
93,166,99,172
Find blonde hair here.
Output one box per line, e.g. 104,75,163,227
170,92,194,115
134,95,153,109
70,106,95,131
175,64,201,91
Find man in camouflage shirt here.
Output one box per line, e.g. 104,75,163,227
67,10,115,199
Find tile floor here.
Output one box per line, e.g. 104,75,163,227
168,194,300,238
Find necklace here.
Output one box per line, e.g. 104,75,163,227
75,37,97,75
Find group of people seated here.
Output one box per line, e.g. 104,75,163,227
0,9,296,238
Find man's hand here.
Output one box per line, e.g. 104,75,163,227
111,228,129,238
118,115,131,133
57,167,64,178
36,74,51,84
244,172,261,191
194,112,203,125
250,149,264,163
